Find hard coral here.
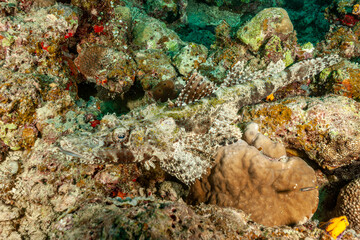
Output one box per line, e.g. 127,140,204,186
188,123,318,227
134,49,177,90
335,177,360,232
0,69,42,150
240,95,360,170
74,45,136,94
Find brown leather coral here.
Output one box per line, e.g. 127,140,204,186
188,123,318,227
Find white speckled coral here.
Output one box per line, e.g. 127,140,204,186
188,123,318,227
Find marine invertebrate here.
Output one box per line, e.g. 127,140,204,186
240,95,360,169
335,177,360,231
319,216,349,239
236,8,294,52
243,122,286,158
188,122,318,227
149,80,178,102
74,44,136,94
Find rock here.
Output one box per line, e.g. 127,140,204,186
236,8,294,52
132,17,184,53
173,42,208,76
0,202,21,221
135,49,177,90
145,0,188,24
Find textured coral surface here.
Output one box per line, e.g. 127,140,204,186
188,124,318,227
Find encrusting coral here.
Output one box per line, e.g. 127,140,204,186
188,122,319,227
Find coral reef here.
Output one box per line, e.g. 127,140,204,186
188,123,318,227
316,59,360,100
132,16,185,53
2,0,360,238
145,0,188,24
55,55,341,186
240,95,360,169
74,44,136,94
0,70,42,150
135,49,177,90
0,3,79,74
335,177,360,231
173,42,208,76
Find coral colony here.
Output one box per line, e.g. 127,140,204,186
1,0,360,239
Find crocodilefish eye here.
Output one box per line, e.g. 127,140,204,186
112,127,127,142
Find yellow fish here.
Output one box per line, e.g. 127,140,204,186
319,216,349,239
266,93,275,101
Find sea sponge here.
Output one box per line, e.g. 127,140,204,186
335,177,360,232
188,123,318,227
150,80,177,102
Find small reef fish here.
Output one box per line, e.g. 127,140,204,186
57,145,84,159
266,93,275,101
300,186,318,192
319,216,349,239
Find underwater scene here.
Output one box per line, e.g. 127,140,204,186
1,0,360,239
